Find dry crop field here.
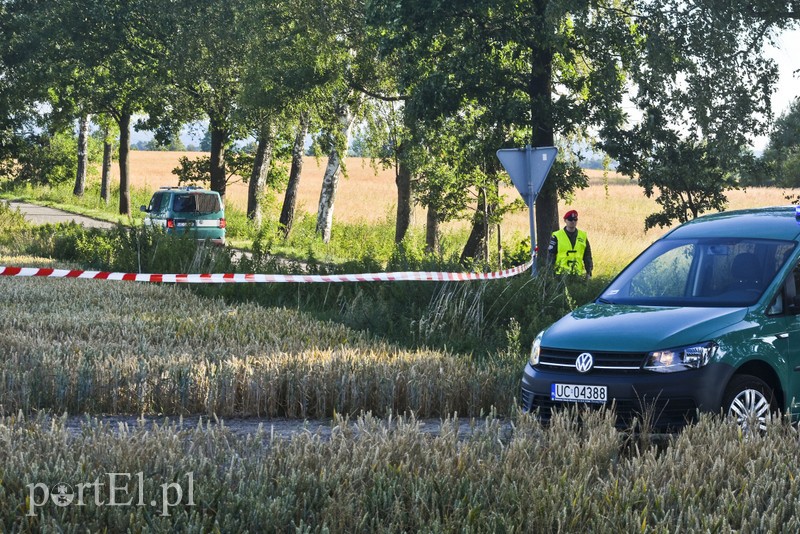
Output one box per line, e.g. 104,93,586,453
4,265,800,530
116,151,791,275
0,264,518,418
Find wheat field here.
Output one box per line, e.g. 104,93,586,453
114,151,792,274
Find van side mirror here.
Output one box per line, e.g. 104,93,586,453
140,205,149,213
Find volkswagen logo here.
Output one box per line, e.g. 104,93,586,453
575,352,594,373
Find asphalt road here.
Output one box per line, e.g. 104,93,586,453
7,201,116,229
62,414,503,442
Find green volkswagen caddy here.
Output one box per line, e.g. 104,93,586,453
141,186,226,245
521,206,800,432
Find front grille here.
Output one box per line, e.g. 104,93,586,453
537,348,646,374
527,393,698,431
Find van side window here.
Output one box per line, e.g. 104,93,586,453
768,264,800,315
148,192,167,212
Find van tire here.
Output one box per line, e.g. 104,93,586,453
722,374,776,433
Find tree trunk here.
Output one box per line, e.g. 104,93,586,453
209,118,227,201
279,111,310,238
247,121,276,229
101,137,112,204
460,187,493,263
394,139,412,244
425,204,439,254
316,100,354,243
73,113,89,197
118,112,132,216
530,14,557,269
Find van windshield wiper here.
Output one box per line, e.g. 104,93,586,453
596,297,614,304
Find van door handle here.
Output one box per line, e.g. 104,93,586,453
777,333,789,339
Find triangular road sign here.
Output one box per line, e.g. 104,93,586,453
496,146,558,204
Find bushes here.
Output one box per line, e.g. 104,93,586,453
3,216,233,275
0,201,29,251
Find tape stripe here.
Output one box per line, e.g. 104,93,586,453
0,259,533,284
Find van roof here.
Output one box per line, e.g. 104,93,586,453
158,186,218,194
666,206,800,241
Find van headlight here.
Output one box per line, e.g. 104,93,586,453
643,342,717,373
529,331,544,366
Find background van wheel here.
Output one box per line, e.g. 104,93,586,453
723,374,776,433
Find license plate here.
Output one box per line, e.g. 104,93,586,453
551,383,607,404
176,221,195,227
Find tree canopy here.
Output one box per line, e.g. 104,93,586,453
1,0,798,256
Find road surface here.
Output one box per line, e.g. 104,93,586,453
6,201,116,229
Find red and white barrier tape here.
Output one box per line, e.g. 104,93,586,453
0,260,532,284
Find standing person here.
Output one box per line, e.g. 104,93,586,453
548,209,593,278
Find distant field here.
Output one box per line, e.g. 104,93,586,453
115,151,791,275
112,151,408,224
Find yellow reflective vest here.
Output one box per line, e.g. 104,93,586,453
552,229,588,275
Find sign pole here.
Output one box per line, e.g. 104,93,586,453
525,145,537,276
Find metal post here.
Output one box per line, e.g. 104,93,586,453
525,145,537,276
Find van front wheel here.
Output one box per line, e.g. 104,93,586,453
723,375,776,434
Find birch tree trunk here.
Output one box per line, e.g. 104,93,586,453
279,111,310,238
315,149,343,244
247,121,276,229
73,114,90,197
315,101,355,243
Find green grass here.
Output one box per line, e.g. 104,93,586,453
0,179,512,266
0,197,603,358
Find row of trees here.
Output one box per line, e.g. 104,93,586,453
1,0,798,262
746,98,800,189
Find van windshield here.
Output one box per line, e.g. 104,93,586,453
599,238,796,307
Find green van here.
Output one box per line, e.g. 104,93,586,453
141,186,226,245
521,206,800,432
